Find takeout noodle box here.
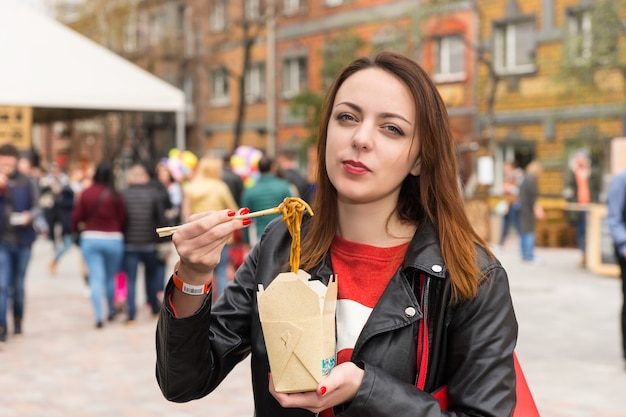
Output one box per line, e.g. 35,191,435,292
257,270,337,393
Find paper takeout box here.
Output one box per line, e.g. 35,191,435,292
257,270,337,393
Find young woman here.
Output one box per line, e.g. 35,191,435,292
71,161,126,328
155,51,518,416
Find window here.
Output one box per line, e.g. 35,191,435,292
209,0,226,33
177,5,186,35
123,16,138,53
245,62,266,103
325,0,343,7
210,68,229,105
567,9,592,62
493,20,536,74
183,75,194,106
434,34,465,82
149,12,163,46
282,56,308,98
245,0,261,20
283,0,300,16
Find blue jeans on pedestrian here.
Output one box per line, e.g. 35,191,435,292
575,211,587,251
53,233,73,262
0,242,32,328
80,237,124,323
500,203,520,246
122,248,162,320
215,244,231,298
520,232,536,261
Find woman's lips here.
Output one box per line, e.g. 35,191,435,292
342,160,370,175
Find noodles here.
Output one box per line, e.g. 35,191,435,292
278,197,314,272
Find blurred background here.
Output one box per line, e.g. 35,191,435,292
3,0,626,262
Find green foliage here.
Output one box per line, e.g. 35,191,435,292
561,0,626,84
289,32,367,147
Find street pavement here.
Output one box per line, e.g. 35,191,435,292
1,236,625,417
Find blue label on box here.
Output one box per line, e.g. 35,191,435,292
321,357,336,376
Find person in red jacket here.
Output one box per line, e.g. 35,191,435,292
72,161,126,329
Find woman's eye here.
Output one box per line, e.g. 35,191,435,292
337,113,357,122
385,125,404,136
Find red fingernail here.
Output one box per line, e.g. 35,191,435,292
227,210,236,217
242,219,252,226
319,386,327,396
240,207,250,215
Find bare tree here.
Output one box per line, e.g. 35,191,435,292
289,32,366,148
418,1,502,157
197,0,278,152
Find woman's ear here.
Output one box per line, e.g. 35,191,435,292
410,157,421,176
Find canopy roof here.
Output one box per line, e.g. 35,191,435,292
0,1,185,129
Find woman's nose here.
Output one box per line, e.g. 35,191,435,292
351,125,373,150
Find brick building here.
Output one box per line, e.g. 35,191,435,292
48,0,626,247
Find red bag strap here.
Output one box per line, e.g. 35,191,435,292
415,274,540,416
416,273,429,390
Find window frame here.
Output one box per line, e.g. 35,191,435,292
433,34,466,83
209,0,226,33
324,0,344,7
245,0,262,21
210,67,230,106
245,62,266,103
283,0,301,16
493,19,537,75
567,8,593,63
282,56,308,98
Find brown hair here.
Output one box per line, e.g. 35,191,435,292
299,51,491,302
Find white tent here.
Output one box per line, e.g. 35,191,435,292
0,0,186,149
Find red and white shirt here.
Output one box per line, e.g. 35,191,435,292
321,235,409,417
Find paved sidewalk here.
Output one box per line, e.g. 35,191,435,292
0,239,254,417
0,237,625,416
498,242,626,417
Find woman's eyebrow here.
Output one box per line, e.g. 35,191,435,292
335,102,412,125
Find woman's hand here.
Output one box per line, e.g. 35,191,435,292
173,207,251,283
170,208,250,316
269,362,364,413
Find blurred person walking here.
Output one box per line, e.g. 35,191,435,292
155,161,182,299
71,162,126,329
518,160,546,263
39,162,69,250
17,154,48,236
48,166,84,275
121,163,169,324
182,156,238,298
0,143,42,343
563,149,601,267
498,160,523,248
276,148,311,203
240,155,293,245
156,161,183,227
606,168,626,361
221,153,244,206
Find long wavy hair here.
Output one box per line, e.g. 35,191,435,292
299,51,491,302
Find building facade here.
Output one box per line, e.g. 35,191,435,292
48,0,626,247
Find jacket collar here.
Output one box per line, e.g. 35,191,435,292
403,220,447,279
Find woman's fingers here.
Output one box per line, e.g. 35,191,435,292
173,208,250,274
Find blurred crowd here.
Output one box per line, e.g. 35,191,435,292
0,143,313,345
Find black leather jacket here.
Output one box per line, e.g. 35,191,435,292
156,218,518,417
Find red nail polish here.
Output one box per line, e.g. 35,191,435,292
240,207,250,215
242,219,252,226
227,210,236,217
319,386,327,396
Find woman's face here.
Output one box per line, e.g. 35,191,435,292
325,67,421,205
